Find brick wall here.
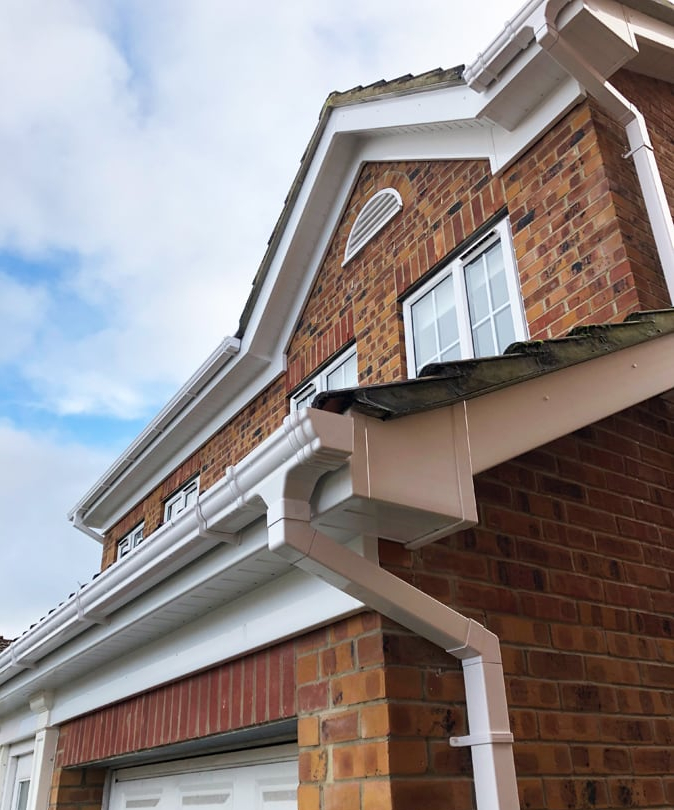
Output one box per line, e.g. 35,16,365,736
56,640,295,768
503,94,669,338
382,393,673,810
287,159,506,392
56,388,672,810
48,767,105,810
295,613,474,810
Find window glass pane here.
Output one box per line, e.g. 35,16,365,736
184,489,197,509
294,385,316,410
411,289,437,368
435,277,459,353
485,243,508,308
494,306,516,353
473,321,495,357
439,344,462,363
326,352,357,390
15,781,30,810
342,352,358,386
465,257,489,323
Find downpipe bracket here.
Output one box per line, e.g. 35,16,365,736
449,731,514,748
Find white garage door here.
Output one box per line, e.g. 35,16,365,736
109,747,297,810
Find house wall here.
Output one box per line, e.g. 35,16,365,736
51,393,673,810
79,70,673,810
101,77,670,567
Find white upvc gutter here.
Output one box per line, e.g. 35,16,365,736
0,409,349,684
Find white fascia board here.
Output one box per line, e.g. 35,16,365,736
357,127,496,165
467,331,674,473
0,710,39,749
40,572,359,728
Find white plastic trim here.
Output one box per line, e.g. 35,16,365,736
0,409,353,686
343,188,402,265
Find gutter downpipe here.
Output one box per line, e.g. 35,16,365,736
257,414,519,810
536,0,674,303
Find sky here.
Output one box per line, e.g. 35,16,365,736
0,0,526,639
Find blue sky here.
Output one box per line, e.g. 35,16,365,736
0,0,525,638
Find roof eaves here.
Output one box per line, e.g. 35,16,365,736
314,310,674,419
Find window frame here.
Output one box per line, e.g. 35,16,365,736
403,218,527,377
117,522,145,560
163,476,200,523
290,346,358,411
0,745,33,810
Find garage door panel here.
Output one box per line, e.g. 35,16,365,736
111,751,297,810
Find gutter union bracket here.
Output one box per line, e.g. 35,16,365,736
195,502,239,545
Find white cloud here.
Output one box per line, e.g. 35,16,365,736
0,421,108,639
0,272,49,363
0,0,524,422
0,0,526,635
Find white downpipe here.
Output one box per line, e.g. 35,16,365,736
263,499,519,809
536,4,674,303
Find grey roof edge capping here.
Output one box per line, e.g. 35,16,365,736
314,309,674,420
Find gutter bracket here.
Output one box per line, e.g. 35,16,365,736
75,591,109,626
10,646,36,671
195,502,240,545
450,731,514,747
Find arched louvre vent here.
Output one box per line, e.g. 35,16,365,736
343,187,403,264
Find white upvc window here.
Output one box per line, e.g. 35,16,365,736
403,219,527,376
164,477,199,522
117,523,145,560
0,746,32,810
290,346,358,411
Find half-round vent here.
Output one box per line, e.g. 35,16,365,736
343,187,403,264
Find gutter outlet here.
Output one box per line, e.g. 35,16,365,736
71,509,105,544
